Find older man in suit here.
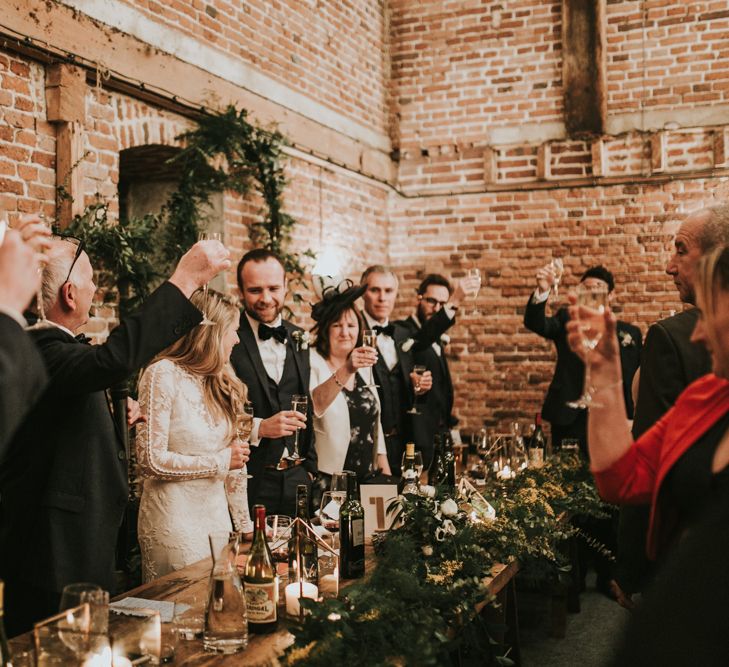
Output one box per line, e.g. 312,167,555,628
0,235,229,636
230,249,315,516
0,217,50,453
614,204,729,607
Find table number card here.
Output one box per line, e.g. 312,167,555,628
360,484,399,543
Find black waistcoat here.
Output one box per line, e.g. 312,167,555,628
263,349,302,462
376,357,406,434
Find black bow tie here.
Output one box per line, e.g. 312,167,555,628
75,333,91,345
259,324,288,344
374,323,395,337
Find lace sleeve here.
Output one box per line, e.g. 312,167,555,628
225,471,253,533
137,361,231,481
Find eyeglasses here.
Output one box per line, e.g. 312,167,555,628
421,296,448,308
54,234,85,285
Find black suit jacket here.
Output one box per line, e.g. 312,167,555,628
229,315,315,506
0,282,201,594
632,308,711,438
523,297,642,425
0,314,47,455
396,314,455,468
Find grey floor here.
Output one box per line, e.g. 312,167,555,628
519,575,632,667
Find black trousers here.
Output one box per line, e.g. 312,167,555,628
4,578,61,638
255,466,312,517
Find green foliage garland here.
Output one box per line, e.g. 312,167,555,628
285,455,608,666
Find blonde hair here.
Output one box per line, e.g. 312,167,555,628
153,289,247,430
695,245,729,352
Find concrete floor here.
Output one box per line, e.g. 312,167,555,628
519,575,632,667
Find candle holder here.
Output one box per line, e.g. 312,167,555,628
286,518,339,620
34,603,112,664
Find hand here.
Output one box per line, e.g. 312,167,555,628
609,580,636,611
0,228,46,313
168,239,232,298
411,370,432,395
451,276,480,307
536,263,557,293
346,345,378,372
258,410,307,439
565,296,620,371
126,397,147,426
228,440,250,470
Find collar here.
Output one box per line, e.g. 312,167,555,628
363,311,388,330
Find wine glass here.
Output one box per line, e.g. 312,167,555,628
197,231,222,325
406,365,427,415
550,258,564,296
319,491,344,532
58,583,108,656
566,282,610,410
235,401,254,479
400,450,424,478
265,514,292,562
288,394,308,460
361,329,379,388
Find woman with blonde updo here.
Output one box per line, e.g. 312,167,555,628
136,289,253,581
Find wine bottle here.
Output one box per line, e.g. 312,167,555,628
244,505,278,633
0,580,11,667
428,433,446,486
340,472,365,579
442,431,457,492
398,442,419,495
289,485,318,586
528,413,546,467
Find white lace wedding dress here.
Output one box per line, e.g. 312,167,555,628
136,359,253,582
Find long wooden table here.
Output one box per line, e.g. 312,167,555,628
10,551,521,666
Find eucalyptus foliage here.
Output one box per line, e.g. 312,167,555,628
285,455,607,666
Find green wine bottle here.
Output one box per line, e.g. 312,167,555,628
288,485,318,585
244,505,278,633
340,472,365,579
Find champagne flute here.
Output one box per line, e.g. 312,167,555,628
406,364,427,415
235,401,254,479
551,258,564,296
288,394,308,460
466,268,481,315
361,329,379,388
566,282,610,410
197,231,221,326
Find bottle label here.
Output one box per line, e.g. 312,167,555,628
352,518,364,548
245,582,277,623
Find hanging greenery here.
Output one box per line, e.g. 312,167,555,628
285,455,608,666
165,105,314,303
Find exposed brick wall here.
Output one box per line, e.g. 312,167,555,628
113,0,390,134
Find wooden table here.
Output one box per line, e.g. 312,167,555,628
11,550,521,666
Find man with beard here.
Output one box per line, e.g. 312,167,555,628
231,249,315,515
396,274,457,468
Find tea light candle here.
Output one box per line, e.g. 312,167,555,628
285,581,318,616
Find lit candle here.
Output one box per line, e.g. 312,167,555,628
285,581,318,616
319,571,339,597
81,646,112,667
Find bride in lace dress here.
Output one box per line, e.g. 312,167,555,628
136,290,253,582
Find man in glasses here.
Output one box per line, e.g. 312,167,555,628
0,233,231,636
0,215,51,452
396,274,459,469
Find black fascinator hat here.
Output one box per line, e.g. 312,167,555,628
311,279,367,357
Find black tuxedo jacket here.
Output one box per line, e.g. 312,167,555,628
229,315,315,506
0,282,201,596
0,314,47,455
523,298,642,425
632,308,711,438
396,314,455,467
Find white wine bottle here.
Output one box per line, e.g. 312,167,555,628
340,472,365,579
244,505,278,633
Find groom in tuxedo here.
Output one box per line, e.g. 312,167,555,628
231,249,315,516
0,235,230,636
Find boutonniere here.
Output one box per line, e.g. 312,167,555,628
401,338,415,353
291,330,310,351
618,331,634,348
440,333,450,346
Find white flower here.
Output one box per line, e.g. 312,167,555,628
422,545,433,557
442,519,457,536
619,331,634,348
440,498,459,517
420,484,436,498
440,333,450,346
292,331,310,351
401,338,415,352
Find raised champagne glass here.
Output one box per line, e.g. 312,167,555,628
406,364,427,415
466,267,481,315
361,329,379,388
566,282,610,410
551,257,564,296
287,394,308,461
197,231,221,325
235,401,255,479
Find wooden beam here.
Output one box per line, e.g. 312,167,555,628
56,122,85,228
714,130,729,168
46,64,86,123
651,132,667,173
562,0,606,136
591,138,607,177
537,144,552,180
483,147,498,185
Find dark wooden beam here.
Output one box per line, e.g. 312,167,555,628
562,0,606,136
